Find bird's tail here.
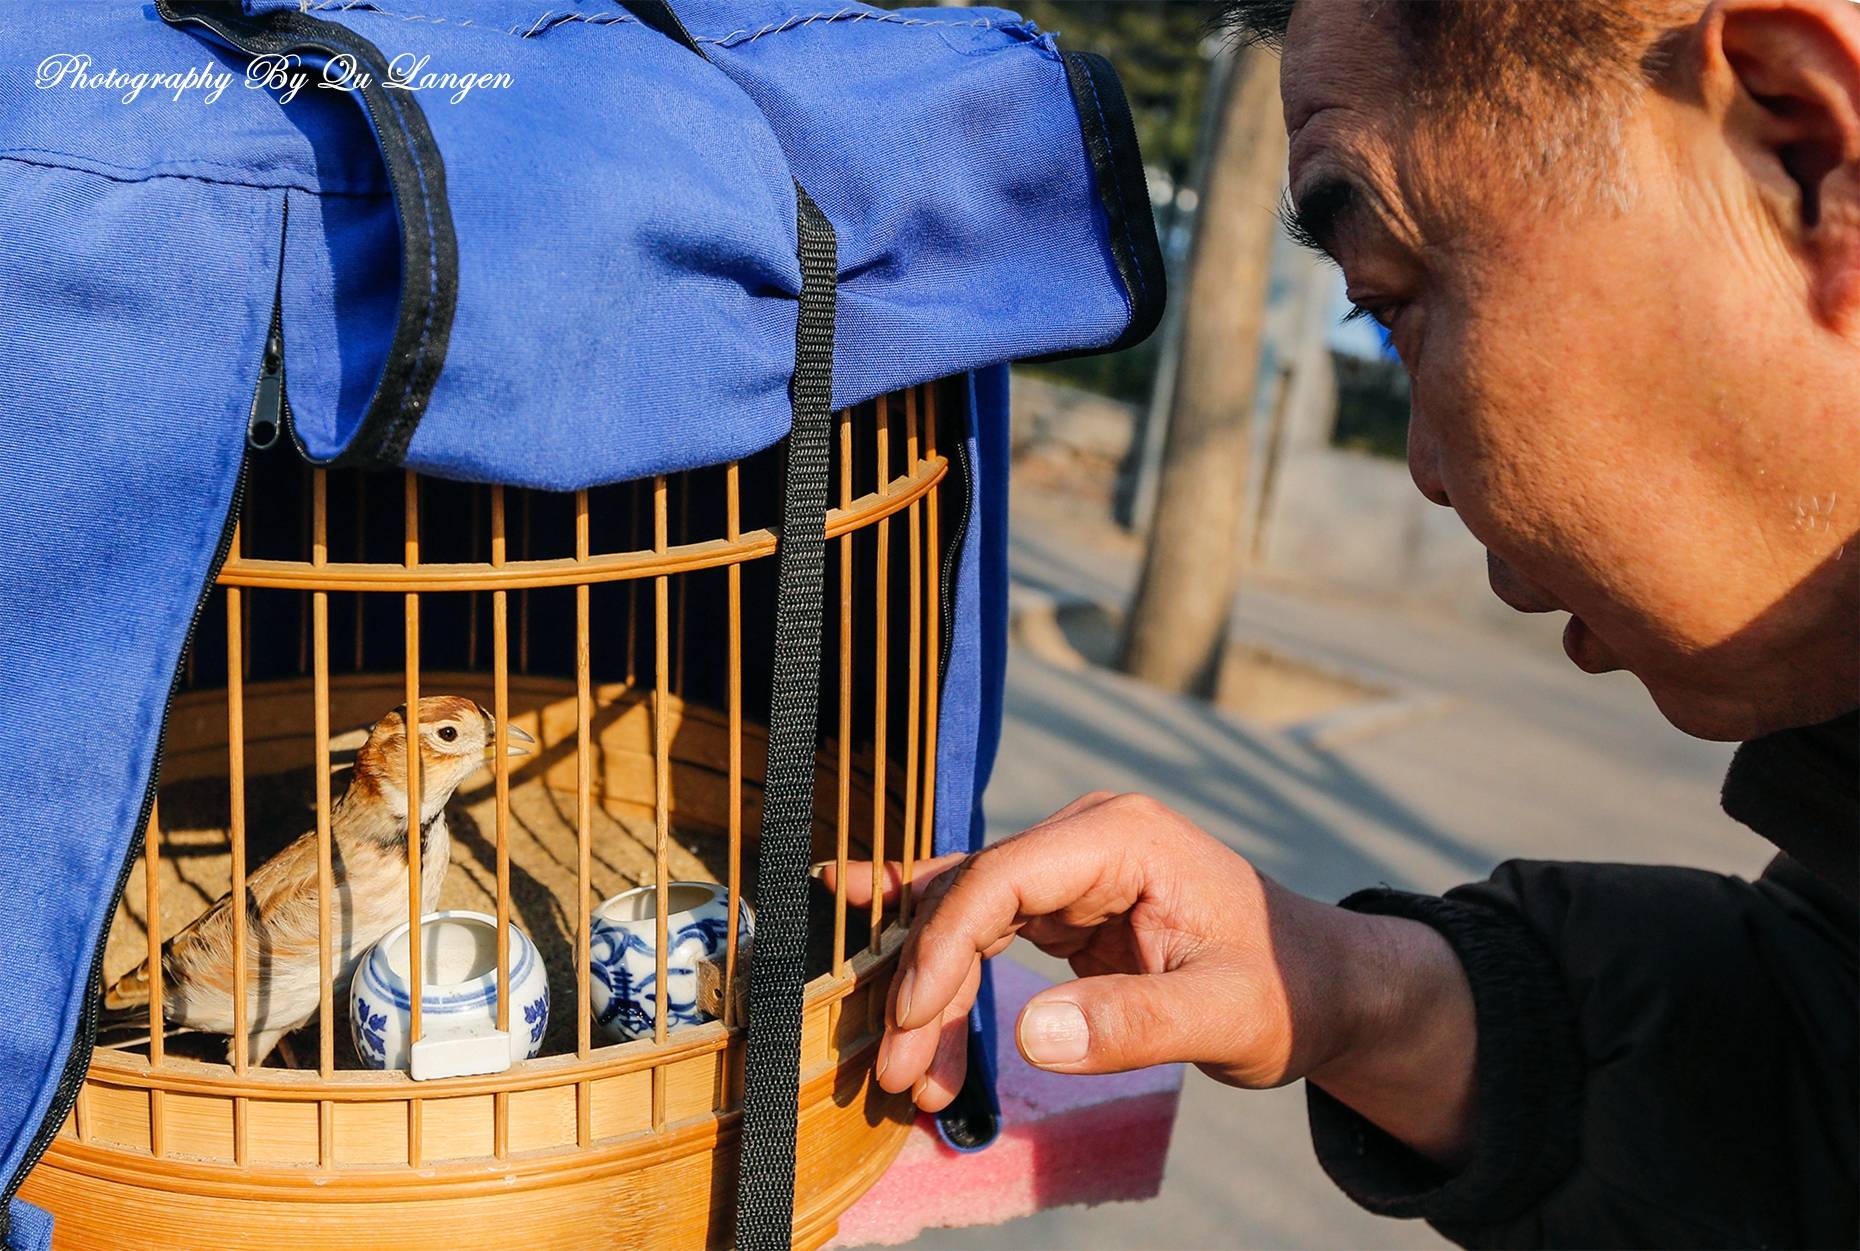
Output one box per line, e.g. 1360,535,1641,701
96,959,157,1036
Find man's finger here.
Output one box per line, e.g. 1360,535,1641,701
894,802,1151,1032
1014,968,1234,1075
825,793,1119,912
876,956,982,1097
821,851,967,910
913,1009,972,1114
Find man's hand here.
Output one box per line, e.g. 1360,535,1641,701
828,792,1479,1165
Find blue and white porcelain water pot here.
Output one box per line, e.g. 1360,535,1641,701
351,909,550,1070
589,882,752,1042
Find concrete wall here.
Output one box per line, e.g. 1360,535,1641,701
1253,442,1517,625
1240,259,1513,625
1011,246,1536,634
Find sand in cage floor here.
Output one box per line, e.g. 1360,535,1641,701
101,765,748,1069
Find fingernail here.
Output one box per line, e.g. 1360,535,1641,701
1018,1000,1088,1066
875,1040,890,1083
895,970,914,1025
808,861,830,881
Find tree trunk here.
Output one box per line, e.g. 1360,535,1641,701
1120,44,1287,696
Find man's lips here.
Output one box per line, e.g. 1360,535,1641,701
1561,615,1618,674
1484,553,1622,675
1485,552,1567,614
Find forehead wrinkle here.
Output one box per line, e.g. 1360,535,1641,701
1280,0,1439,259
1290,120,1422,260
1281,0,1406,124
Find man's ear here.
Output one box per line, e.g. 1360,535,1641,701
1701,0,1860,323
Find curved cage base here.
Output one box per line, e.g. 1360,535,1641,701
25,967,909,1251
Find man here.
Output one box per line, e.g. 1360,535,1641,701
829,0,1859,1246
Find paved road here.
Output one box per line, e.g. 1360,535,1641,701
882,495,1764,1250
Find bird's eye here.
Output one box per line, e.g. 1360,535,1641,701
437,725,458,743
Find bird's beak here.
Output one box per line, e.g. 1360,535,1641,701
486,721,537,760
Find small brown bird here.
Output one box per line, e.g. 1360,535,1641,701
100,696,533,1067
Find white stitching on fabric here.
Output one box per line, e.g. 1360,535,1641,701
296,0,634,37
293,0,1018,44
693,8,1005,48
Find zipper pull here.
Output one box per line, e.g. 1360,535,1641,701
247,316,284,451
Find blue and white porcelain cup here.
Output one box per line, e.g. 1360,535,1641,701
589,882,752,1042
351,910,550,1071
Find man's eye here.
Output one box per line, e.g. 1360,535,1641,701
1342,300,1398,331
438,725,458,743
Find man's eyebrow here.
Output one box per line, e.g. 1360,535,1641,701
1279,176,1360,263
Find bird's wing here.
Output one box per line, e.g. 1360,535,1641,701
160,828,329,1020
243,831,330,957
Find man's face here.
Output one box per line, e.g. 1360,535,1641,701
1281,2,1859,740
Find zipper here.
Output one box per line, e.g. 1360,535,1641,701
248,200,293,453
936,400,974,683
0,453,251,1247
247,299,287,451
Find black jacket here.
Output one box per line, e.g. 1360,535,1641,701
1309,712,1859,1249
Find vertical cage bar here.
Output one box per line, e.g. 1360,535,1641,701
651,476,671,1130
143,798,164,1069
625,493,640,687
312,471,334,1074
724,463,743,1029
312,470,335,1171
673,478,689,698
574,489,593,1146
467,486,482,668
225,531,250,1163
921,387,941,865
404,471,425,1168
519,492,532,676
353,474,367,672
226,543,248,1069
143,797,164,1157
491,484,512,1159
239,493,252,681
298,465,312,676
833,409,854,978
870,398,891,954
901,389,923,921
403,471,424,1079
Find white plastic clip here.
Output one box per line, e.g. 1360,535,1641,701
409,1029,515,1082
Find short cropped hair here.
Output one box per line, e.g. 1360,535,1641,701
1222,0,1701,195
1221,0,1697,115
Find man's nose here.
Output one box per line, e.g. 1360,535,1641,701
1406,403,1452,508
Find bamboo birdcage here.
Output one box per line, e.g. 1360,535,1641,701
21,382,958,1251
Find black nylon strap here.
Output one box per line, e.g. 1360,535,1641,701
616,8,838,1242
735,183,838,1251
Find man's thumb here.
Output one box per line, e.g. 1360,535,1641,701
1014,972,1212,1074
